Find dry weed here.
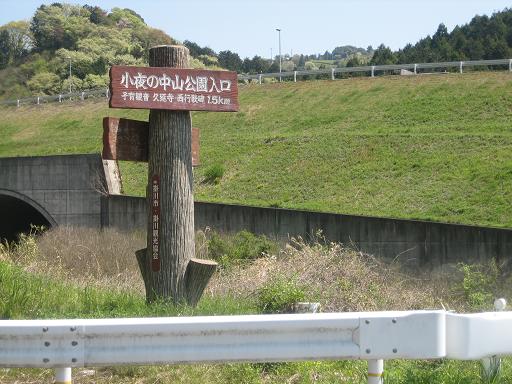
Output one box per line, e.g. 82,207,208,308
15,227,145,293
208,237,456,312
4,227,463,312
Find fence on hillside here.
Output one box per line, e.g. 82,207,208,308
239,58,512,83
0,87,109,108
1,308,511,383
1,58,511,108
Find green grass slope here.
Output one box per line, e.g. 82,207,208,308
1,71,511,227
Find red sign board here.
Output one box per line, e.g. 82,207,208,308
109,65,239,112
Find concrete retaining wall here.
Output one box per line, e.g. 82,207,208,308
104,196,512,268
2,153,510,268
0,154,105,227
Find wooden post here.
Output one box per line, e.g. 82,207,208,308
107,47,239,306
136,45,216,304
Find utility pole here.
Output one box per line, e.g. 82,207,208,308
67,57,72,93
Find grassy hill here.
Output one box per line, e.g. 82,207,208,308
1,71,511,227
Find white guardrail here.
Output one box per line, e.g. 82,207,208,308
1,309,512,383
1,58,511,108
240,58,512,83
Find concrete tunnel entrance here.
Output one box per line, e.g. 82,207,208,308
0,191,55,243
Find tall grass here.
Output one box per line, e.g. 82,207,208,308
1,227,511,383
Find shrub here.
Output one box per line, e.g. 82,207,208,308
207,230,277,268
458,262,498,311
26,72,61,94
257,276,306,313
203,163,224,184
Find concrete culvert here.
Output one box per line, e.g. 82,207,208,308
0,191,55,243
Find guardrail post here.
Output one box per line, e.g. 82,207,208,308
55,367,72,384
414,64,417,74
258,74,262,85
371,66,375,78
368,359,384,384
81,92,85,101
37,96,40,105
509,59,512,72
294,71,297,82
17,99,20,108
331,68,335,80
459,61,463,74
59,94,62,103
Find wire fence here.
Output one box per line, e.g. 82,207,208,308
1,58,511,107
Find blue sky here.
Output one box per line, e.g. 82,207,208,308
0,0,510,58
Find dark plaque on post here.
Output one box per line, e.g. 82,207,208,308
107,45,236,306
109,65,239,112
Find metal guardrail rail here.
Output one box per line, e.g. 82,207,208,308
240,58,512,83
1,309,512,383
0,88,109,107
1,59,511,108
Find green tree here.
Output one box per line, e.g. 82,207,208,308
108,8,146,28
27,72,61,94
132,27,174,60
0,30,10,69
83,73,108,89
0,21,33,64
370,44,397,65
30,4,90,51
298,54,305,68
83,5,110,25
184,40,216,58
218,50,243,72
244,55,271,73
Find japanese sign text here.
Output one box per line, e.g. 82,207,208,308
109,66,239,112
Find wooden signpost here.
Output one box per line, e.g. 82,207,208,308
109,65,238,112
106,45,238,305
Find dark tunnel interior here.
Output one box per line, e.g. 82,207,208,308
0,194,52,243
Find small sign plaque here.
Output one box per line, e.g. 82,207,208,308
151,175,161,272
109,65,239,112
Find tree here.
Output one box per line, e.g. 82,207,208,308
30,4,89,51
433,23,449,44
183,40,216,58
0,30,9,69
0,21,33,64
346,56,362,67
83,5,110,25
250,55,271,73
26,71,61,94
108,8,146,28
218,50,242,72
133,27,174,60
298,54,305,68
370,44,397,65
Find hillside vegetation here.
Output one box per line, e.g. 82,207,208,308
0,3,178,100
370,8,512,65
1,72,511,227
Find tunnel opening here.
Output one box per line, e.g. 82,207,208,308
0,193,53,244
